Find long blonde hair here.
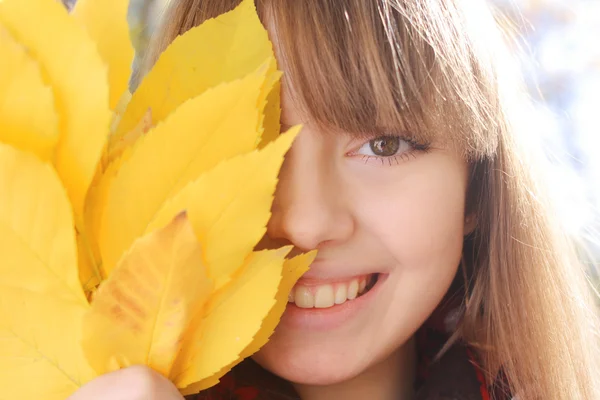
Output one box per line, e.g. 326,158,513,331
143,1,600,398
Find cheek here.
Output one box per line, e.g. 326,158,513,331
353,155,468,267
350,155,468,331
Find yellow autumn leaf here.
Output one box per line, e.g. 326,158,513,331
0,27,58,161
0,143,87,305
83,213,213,378
77,225,103,297
110,89,133,133
103,107,153,169
111,0,273,145
173,248,289,390
147,127,300,290
258,58,283,148
81,151,131,286
0,0,111,220
73,0,135,110
81,119,146,291
239,252,316,359
179,252,314,395
78,112,152,294
0,286,95,400
83,113,157,291
99,64,275,275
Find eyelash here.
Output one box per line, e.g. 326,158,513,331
348,135,431,166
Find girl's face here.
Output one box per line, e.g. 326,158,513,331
253,84,471,386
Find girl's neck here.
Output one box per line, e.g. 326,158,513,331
293,338,417,400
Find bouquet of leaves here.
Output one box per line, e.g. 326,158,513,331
0,0,314,398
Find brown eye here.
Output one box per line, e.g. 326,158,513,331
369,136,400,157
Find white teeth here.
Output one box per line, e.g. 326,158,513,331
334,285,347,305
358,278,366,294
295,286,314,308
314,285,335,308
347,280,359,300
288,275,375,309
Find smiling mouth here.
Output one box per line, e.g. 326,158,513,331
288,273,379,309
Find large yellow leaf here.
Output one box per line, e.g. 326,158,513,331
99,67,274,275
147,127,300,290
83,115,147,286
112,0,273,143
0,0,111,221
180,252,314,395
83,150,132,283
103,107,153,169
0,143,87,305
0,27,59,161
73,0,135,110
0,286,95,400
173,248,289,390
76,227,103,297
257,58,282,148
80,104,153,290
110,90,133,134
82,214,213,378
239,252,315,359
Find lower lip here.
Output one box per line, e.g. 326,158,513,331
279,274,388,331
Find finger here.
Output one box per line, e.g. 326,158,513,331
67,366,184,400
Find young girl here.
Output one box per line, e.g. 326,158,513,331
69,0,600,399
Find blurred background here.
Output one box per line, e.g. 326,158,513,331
63,0,600,265
491,0,600,269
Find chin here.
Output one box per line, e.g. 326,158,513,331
251,275,392,385
252,331,372,385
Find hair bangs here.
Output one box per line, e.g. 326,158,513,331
264,0,501,159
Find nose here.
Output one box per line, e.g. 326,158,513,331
267,130,354,251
